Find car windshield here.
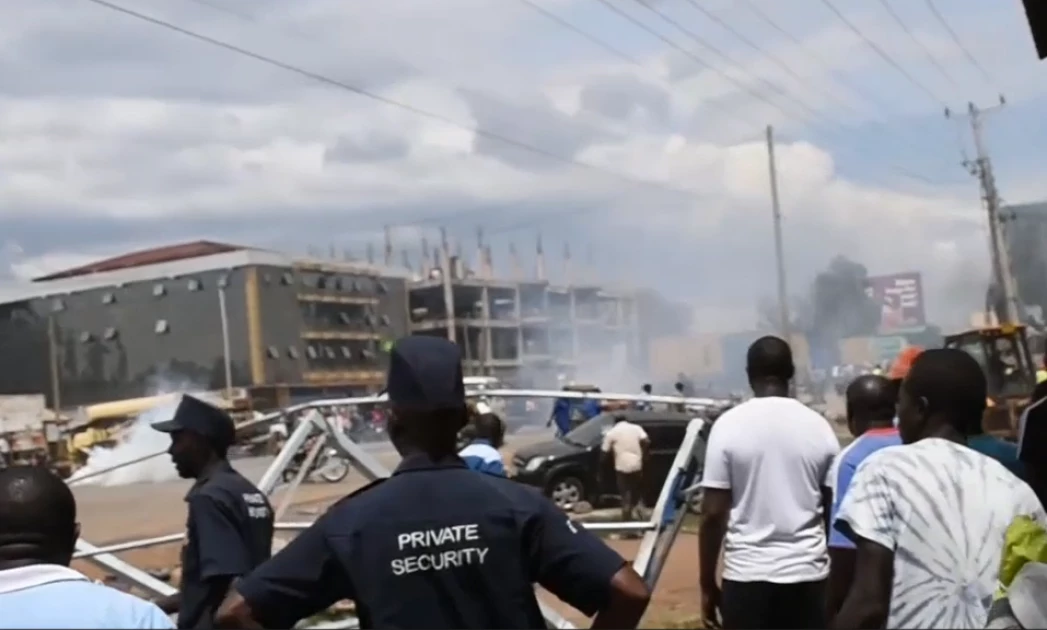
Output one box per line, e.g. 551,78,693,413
562,413,614,446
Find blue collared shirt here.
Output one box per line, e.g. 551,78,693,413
0,565,174,629
458,439,506,476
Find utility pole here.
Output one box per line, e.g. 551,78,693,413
766,125,791,342
948,97,1020,324
47,316,62,413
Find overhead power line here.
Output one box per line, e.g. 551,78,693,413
80,0,701,199
513,0,644,69
875,0,962,90
701,0,959,172
817,0,948,108
923,0,1000,90
604,0,951,184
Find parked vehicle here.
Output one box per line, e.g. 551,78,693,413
511,410,708,511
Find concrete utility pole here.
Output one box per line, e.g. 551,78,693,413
766,125,792,342
949,98,1021,324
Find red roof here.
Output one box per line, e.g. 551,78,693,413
33,240,247,282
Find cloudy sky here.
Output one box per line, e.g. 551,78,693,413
1,0,1044,331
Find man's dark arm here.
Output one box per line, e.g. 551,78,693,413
826,547,856,620
154,593,181,614
821,486,833,542
830,537,893,629
215,516,346,629
526,496,650,628
698,488,730,597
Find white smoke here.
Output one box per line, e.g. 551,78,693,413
67,380,219,487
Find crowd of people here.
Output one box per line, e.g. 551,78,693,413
1,333,1046,629
698,337,1047,629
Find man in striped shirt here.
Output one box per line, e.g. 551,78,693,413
826,374,902,617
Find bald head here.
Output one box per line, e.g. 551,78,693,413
0,466,78,562
845,374,896,436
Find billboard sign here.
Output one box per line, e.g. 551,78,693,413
864,272,926,332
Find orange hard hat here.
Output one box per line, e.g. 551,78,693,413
889,346,924,380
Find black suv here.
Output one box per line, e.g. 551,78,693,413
511,410,706,510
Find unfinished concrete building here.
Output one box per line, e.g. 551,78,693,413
407,254,639,385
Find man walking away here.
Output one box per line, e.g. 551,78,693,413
832,349,1047,630
151,396,274,629
826,375,902,618
699,336,840,629
0,466,174,629
458,412,507,476
602,413,649,524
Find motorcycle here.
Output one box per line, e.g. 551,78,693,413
281,445,351,484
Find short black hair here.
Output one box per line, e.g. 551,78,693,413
845,375,896,423
641,383,652,393
902,348,987,435
746,335,795,381
0,466,77,548
473,412,505,446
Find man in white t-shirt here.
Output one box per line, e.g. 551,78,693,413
832,349,1047,630
699,336,840,629
601,414,649,523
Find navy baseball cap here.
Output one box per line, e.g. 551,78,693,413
152,395,236,448
385,335,465,410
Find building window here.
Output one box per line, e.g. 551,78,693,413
218,274,230,289
323,346,336,360
338,312,352,326
376,280,388,294
361,348,376,360
187,278,202,291
356,277,373,293
103,327,119,341
363,314,375,328
281,272,294,286
340,346,353,359
155,319,170,334
79,331,94,344
306,345,318,360
379,314,391,327
102,292,116,305
51,298,65,312
288,346,299,359
153,283,166,297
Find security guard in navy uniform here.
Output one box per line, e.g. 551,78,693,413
151,395,274,629
216,335,651,629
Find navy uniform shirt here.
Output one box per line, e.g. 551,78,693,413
235,453,627,629
179,461,274,629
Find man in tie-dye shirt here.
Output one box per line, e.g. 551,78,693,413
832,349,1047,630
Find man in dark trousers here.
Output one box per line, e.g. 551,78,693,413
151,396,274,629
215,335,651,629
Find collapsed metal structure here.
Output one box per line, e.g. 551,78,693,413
67,389,722,629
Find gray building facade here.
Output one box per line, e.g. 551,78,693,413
0,245,408,409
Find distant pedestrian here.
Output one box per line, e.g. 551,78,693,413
458,412,506,476
601,413,649,524
832,349,1047,629
0,466,174,628
826,374,902,617
699,336,840,629
635,384,653,411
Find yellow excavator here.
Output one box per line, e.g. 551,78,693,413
943,323,1036,438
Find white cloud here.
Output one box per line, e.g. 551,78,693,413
0,0,1044,325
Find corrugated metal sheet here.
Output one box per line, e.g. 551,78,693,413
33,241,246,281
